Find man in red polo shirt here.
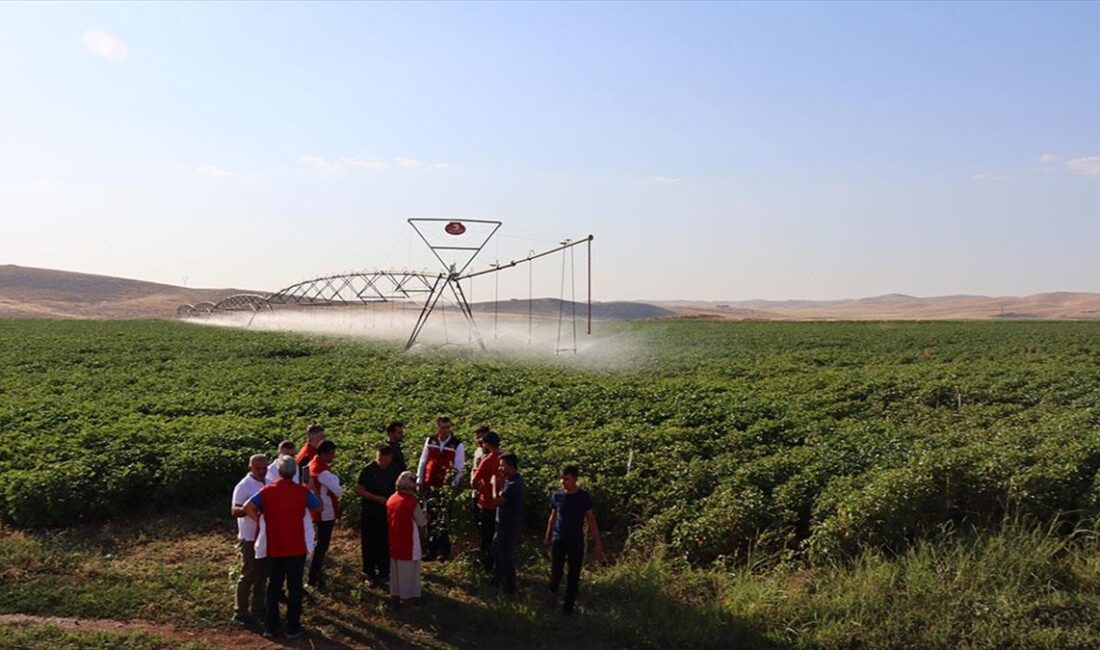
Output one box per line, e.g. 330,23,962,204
469,430,502,574
296,423,326,486
307,440,343,589
246,454,321,639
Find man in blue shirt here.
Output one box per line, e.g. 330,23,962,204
544,464,604,615
491,452,524,594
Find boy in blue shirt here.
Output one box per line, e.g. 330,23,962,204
544,465,604,615
491,452,524,594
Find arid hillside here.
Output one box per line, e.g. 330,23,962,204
6,265,1100,321
0,266,673,321
0,265,248,319
659,293,1100,321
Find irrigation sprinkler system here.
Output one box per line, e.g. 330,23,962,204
178,219,594,353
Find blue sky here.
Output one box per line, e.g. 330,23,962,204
1,2,1098,301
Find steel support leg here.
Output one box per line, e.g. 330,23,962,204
448,278,487,351
405,275,446,351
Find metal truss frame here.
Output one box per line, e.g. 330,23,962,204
267,270,439,306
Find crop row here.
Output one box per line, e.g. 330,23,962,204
3,319,1100,564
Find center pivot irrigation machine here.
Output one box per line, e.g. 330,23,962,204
178,219,594,353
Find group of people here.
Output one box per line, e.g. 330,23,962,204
230,417,605,639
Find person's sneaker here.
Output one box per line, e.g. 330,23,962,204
231,612,255,626
261,628,278,639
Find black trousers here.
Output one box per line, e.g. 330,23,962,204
309,520,334,586
265,554,305,634
423,487,452,560
478,508,497,573
361,514,389,581
492,526,519,593
550,539,584,614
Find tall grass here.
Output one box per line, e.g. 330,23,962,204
588,518,1100,648
4,513,1100,647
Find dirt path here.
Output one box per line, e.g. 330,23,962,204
0,613,315,648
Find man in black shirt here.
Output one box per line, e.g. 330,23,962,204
492,452,524,595
385,421,406,474
355,443,396,588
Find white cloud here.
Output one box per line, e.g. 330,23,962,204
1039,153,1057,163
299,154,449,174
0,177,61,194
83,28,129,62
196,164,232,177
1065,156,1100,177
298,155,342,174
651,176,683,184
970,173,1007,181
341,156,386,169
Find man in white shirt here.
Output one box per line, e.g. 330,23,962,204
307,439,343,589
231,453,269,626
266,441,297,484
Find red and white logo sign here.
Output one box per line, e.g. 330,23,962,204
445,221,466,235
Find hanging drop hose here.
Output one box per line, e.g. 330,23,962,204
528,250,534,345
571,245,578,352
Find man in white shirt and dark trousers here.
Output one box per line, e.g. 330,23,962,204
307,439,343,589
231,453,269,626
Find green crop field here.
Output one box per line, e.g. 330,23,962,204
5,318,1100,648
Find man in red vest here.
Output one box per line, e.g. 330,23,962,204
246,455,322,639
416,416,466,560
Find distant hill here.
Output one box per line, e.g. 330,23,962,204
0,265,247,319
6,265,1099,321
657,293,1100,321
470,298,675,321
0,266,672,321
